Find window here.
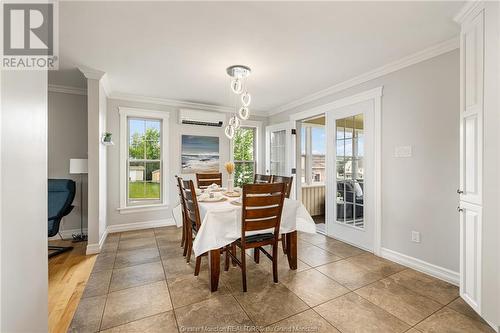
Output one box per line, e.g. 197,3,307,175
119,108,169,213
233,127,256,187
128,118,162,205
270,129,286,175
301,123,326,185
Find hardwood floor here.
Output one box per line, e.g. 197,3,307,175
48,239,96,333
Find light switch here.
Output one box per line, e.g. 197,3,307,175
394,145,412,158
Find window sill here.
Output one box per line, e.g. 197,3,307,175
117,203,169,214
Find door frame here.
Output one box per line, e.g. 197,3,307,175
289,87,383,254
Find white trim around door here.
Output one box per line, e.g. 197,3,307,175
291,87,382,254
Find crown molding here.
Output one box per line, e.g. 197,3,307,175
108,91,267,115
78,65,106,80
454,1,483,24
268,37,459,116
48,84,87,95
78,65,111,96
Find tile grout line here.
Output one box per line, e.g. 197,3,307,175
154,227,182,333
97,232,121,332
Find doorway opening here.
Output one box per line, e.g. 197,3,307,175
299,115,327,234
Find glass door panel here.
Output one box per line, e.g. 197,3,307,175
336,114,364,229
270,129,286,175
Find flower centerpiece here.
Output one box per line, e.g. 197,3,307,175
225,161,235,193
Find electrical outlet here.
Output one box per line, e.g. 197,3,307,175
411,231,421,243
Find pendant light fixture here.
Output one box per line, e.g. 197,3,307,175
225,65,252,139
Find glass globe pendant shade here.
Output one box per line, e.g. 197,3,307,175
229,115,241,129
241,92,251,106
231,79,243,94
238,106,250,120
224,124,235,139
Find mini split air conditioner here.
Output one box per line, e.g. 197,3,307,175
178,109,225,127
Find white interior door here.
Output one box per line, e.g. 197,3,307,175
265,122,291,176
326,100,375,251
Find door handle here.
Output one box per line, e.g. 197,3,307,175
457,206,464,212
457,189,464,194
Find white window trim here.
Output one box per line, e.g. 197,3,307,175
117,107,170,214
230,119,262,174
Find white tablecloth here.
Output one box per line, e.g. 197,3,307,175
172,198,316,257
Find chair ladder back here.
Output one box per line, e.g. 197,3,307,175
271,175,293,198
196,173,222,189
241,183,286,242
181,179,202,230
254,173,272,184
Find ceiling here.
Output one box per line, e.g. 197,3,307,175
50,1,463,112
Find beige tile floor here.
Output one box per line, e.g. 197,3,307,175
68,227,495,333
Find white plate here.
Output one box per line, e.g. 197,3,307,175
199,195,226,202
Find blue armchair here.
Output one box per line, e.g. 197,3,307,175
48,179,76,258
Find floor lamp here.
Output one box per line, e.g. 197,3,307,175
70,158,88,242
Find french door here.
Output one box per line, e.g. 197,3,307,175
265,122,291,176
326,99,375,251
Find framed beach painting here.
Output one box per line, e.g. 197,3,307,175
181,135,220,174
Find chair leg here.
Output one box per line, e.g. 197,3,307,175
48,245,73,258
181,220,186,249
253,248,260,263
231,244,237,266
194,256,202,276
241,247,247,292
272,243,279,283
224,245,230,271
183,234,188,257
281,235,287,254
186,232,192,263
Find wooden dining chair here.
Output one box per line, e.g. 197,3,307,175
175,175,188,256
196,173,222,189
180,179,204,275
253,173,272,184
225,182,286,292
271,175,293,198
271,175,294,253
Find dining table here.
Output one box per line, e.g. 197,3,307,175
172,189,316,291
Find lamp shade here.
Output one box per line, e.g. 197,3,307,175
70,159,88,174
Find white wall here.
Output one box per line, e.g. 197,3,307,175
106,97,267,228
85,75,108,252
481,1,500,326
269,50,460,273
48,91,88,233
1,71,49,332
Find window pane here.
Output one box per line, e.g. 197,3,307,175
145,139,161,160
129,161,145,199
127,117,162,205
335,113,364,229
129,119,145,160
234,161,254,187
311,127,325,183
234,128,255,161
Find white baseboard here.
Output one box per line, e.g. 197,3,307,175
106,218,175,234
86,228,108,255
380,247,460,286
49,228,88,241
84,218,174,255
